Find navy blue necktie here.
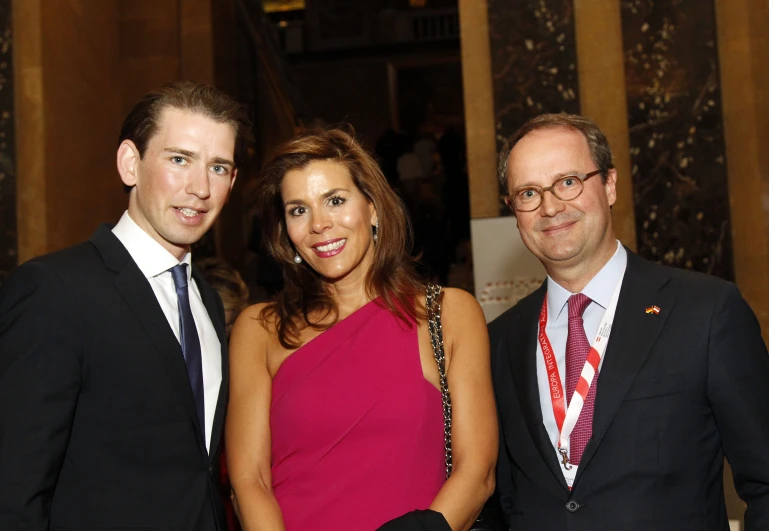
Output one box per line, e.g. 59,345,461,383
170,264,205,440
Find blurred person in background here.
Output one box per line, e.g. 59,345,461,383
197,258,251,336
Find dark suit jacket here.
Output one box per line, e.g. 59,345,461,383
490,250,769,531
0,225,229,531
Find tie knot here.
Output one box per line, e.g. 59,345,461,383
170,263,189,290
568,293,591,319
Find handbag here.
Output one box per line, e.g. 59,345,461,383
426,285,508,531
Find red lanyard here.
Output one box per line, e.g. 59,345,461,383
538,300,567,433
537,269,624,471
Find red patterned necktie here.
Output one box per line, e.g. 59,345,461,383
565,293,596,465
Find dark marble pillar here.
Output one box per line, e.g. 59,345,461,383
621,0,733,280
487,0,580,214
487,0,580,148
0,0,15,286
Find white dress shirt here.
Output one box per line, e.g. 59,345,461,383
536,241,627,474
112,211,221,452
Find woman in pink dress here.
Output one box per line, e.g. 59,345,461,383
226,128,497,531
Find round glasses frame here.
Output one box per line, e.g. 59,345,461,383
502,169,602,213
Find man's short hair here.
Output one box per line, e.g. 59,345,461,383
498,113,615,193
118,81,252,167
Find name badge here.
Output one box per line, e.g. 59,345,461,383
563,463,577,488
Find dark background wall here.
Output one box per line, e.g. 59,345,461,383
622,0,733,280
0,0,14,285
288,58,393,148
488,0,580,159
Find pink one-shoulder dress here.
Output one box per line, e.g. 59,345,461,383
270,298,445,530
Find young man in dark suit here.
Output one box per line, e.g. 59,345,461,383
0,81,250,530
490,113,769,530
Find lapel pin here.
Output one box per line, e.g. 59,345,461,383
645,305,661,315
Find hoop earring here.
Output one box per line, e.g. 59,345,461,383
373,220,379,243
293,253,302,264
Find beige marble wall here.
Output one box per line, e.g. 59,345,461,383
574,0,636,250
14,0,123,262
716,0,769,344
180,0,216,85
13,0,225,263
13,0,46,263
118,0,182,115
458,0,498,219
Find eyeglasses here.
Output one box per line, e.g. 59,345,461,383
502,170,602,213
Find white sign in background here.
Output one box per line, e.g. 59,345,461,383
470,216,546,323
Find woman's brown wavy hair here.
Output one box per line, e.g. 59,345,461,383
255,126,425,349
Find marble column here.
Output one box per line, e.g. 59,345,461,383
715,0,769,343
621,0,734,281
13,0,227,263
488,0,580,178
14,0,124,263
462,0,638,246
459,0,497,219
462,0,583,219
574,0,636,249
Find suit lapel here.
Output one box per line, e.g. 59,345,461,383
574,251,673,479
90,226,207,456
193,265,229,463
508,284,569,491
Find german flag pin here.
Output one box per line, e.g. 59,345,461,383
645,305,661,315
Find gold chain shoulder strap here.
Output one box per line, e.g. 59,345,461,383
426,283,453,479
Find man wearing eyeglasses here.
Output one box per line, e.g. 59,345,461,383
489,113,769,531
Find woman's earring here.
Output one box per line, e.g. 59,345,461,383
293,253,302,264
373,220,379,243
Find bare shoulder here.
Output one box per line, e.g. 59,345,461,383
233,302,274,332
236,302,272,322
436,288,490,374
440,287,486,325
229,303,276,360
439,287,489,354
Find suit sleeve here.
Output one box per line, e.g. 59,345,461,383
375,509,452,531
707,283,769,531
489,322,514,528
495,407,514,528
0,261,83,529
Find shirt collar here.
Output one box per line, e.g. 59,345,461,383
112,211,192,279
546,240,626,323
